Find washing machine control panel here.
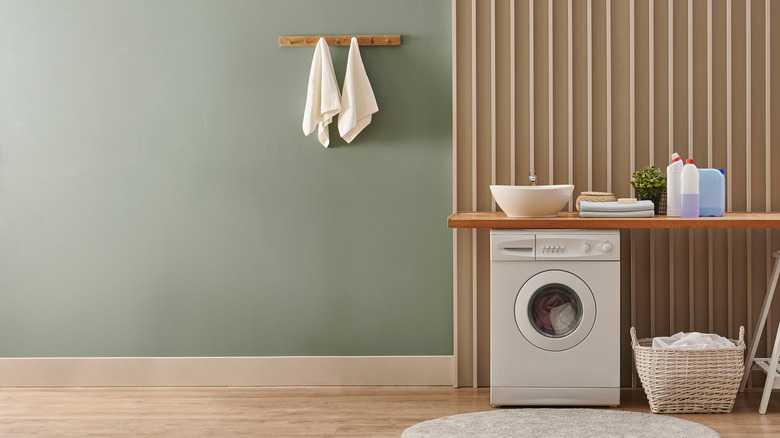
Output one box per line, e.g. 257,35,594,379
535,234,620,261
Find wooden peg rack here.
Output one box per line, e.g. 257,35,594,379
279,35,401,47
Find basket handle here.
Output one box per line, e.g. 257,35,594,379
738,325,745,345
630,326,639,347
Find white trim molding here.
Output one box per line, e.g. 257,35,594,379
0,356,454,387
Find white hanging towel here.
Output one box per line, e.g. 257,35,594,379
338,37,379,143
302,38,341,147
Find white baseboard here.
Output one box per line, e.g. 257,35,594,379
0,356,454,387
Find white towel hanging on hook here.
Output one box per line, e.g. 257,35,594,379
302,38,341,147
339,37,378,143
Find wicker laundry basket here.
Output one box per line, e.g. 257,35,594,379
630,326,745,414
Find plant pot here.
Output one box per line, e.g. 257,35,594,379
639,193,666,215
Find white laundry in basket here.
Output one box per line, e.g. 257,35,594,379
652,331,735,349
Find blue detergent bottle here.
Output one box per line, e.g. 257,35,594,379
698,168,725,217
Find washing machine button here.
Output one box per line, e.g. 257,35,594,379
601,242,614,253
582,243,591,252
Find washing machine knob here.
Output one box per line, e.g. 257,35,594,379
601,242,614,253
582,243,591,253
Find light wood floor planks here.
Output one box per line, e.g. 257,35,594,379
0,387,779,437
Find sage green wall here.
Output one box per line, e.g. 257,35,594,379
0,0,452,357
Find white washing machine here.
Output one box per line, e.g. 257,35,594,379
490,229,620,407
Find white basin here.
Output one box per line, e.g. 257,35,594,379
490,184,575,217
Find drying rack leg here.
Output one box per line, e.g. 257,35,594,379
741,252,780,392
759,322,780,414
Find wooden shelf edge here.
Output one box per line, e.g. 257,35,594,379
447,211,780,229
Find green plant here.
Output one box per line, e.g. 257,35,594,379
631,165,667,200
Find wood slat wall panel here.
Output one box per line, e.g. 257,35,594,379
452,0,780,388
771,0,780,376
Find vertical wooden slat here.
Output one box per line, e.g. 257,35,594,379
491,0,496,212
649,0,656,336
629,0,635,184
548,0,554,184
630,229,636,388
747,0,752,213
707,0,714,333
727,0,734,339
668,0,675,335
649,0,655,167
568,0,574,208
670,229,676,333
588,0,593,191
451,0,458,388
727,0,734,212
629,0,636,388
689,232,695,331
650,228,656,337
729,226,734,338
747,224,753,372
709,229,714,332
688,0,694,332
669,0,674,157
708,0,713,167
688,0,693,160
707,230,715,333
529,0,535,173
766,0,772,357
746,0,753,381
510,0,516,186
767,0,771,212
606,0,612,193
470,0,478,389
471,0,477,214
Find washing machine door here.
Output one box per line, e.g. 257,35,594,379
514,269,596,351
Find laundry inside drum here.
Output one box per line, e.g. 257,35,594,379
527,284,584,338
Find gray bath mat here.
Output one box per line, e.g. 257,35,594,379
402,408,719,438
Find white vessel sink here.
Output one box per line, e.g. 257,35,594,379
490,184,575,217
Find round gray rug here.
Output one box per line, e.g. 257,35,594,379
402,409,719,438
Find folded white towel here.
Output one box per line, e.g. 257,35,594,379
579,200,655,212
652,331,735,349
338,37,378,143
303,38,341,147
579,210,655,218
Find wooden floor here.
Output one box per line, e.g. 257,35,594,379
1,387,780,437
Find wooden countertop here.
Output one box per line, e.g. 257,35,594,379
448,211,780,229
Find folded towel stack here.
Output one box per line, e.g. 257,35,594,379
578,200,655,218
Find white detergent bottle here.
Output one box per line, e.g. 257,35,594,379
680,159,699,218
666,152,683,217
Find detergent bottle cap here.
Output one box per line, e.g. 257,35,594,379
671,152,681,162
686,159,694,164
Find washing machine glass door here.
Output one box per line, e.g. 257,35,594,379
514,269,596,351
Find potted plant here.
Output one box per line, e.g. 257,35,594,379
630,165,667,215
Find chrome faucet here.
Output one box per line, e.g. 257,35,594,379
529,170,537,186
